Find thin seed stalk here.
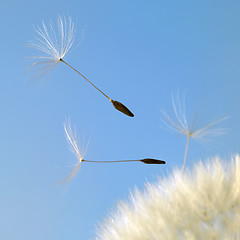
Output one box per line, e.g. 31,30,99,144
60,58,111,100
60,58,134,117
82,158,166,165
182,134,191,172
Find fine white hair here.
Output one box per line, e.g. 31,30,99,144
96,155,240,240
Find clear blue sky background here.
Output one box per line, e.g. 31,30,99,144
1,0,240,239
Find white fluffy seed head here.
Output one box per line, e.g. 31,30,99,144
59,119,87,184
32,16,75,59
96,155,240,240
161,94,228,139
27,16,76,84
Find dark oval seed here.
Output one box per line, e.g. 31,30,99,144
111,100,134,117
140,158,166,164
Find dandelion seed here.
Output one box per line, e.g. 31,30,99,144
96,155,240,240
61,120,165,183
161,94,228,171
28,16,134,117
111,100,134,117
140,158,166,164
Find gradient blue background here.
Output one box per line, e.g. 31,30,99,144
1,0,240,239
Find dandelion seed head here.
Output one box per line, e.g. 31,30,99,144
161,94,228,140
96,155,240,239
161,93,228,170
59,119,88,184
27,16,76,83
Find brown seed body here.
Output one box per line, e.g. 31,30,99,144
111,100,134,117
140,158,166,164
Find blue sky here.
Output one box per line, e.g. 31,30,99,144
1,0,240,239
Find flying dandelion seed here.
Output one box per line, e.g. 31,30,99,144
28,16,134,117
96,155,240,240
161,94,228,171
61,120,165,184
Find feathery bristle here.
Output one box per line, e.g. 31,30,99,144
27,16,75,83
